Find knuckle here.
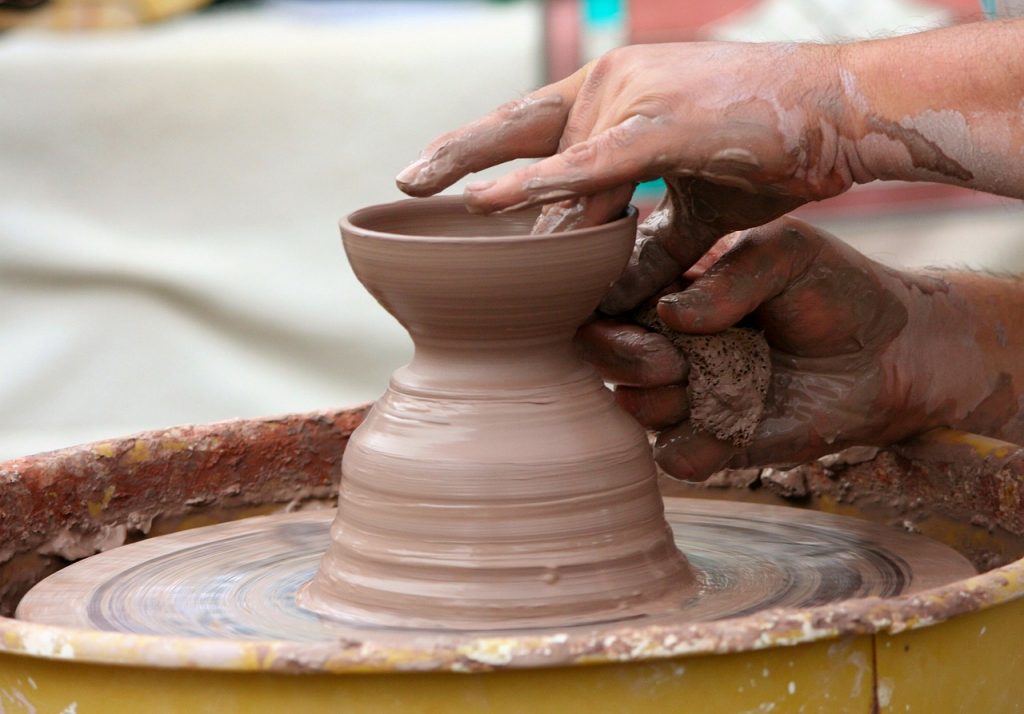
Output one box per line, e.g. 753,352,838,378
603,122,636,151
628,93,675,120
496,97,530,120
744,216,808,251
560,140,599,168
586,45,638,87
591,46,624,78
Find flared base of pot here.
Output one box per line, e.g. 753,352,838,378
296,540,694,631
317,372,700,630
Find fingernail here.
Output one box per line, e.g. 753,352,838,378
658,292,705,331
395,159,428,186
494,200,535,214
661,290,706,309
465,180,495,193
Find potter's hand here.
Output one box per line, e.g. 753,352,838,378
578,216,1024,480
396,42,840,310
397,23,1023,311
396,42,849,212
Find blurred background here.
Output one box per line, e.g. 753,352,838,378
0,0,1021,458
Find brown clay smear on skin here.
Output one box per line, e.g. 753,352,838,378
862,115,974,182
869,267,1024,458
397,95,569,197
837,38,1023,197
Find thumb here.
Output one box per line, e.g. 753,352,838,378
727,371,863,470
600,180,803,316
726,414,827,471
653,179,805,271
599,188,688,315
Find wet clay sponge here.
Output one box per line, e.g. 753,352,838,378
637,308,771,447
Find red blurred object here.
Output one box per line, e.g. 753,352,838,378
628,0,759,42
544,0,582,81
625,0,985,43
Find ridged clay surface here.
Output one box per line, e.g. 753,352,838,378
298,197,693,629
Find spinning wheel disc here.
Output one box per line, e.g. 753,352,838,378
17,498,974,640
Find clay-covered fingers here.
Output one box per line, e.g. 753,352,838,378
599,179,797,317
655,417,819,482
575,320,688,387
652,402,815,481
598,192,683,315
654,423,737,482
463,115,664,214
532,185,636,234
683,232,745,281
614,385,689,429
395,72,586,197
656,219,818,334
599,235,682,315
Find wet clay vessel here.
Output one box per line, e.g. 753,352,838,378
298,196,692,628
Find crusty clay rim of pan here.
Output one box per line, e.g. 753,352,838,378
0,554,1020,673
0,411,1021,673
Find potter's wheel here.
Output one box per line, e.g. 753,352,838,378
17,498,974,639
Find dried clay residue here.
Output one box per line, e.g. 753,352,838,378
0,408,366,616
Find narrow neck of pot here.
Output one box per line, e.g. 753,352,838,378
394,338,594,395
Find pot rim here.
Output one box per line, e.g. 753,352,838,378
340,195,638,244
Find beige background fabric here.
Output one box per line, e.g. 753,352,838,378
0,1,1021,459
0,2,541,457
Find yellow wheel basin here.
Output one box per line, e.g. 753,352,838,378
1,408,1023,713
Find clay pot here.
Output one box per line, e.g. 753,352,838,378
299,196,692,629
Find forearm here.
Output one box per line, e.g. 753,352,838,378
837,19,1024,198
886,270,1024,443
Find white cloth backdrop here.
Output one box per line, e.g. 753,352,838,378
0,1,1021,459
0,1,542,457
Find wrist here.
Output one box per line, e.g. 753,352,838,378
788,41,874,197
830,39,887,187
830,22,1024,196
832,36,959,187
882,270,1024,442
880,271,957,437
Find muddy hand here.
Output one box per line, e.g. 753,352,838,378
396,43,853,300
396,43,855,208
578,217,955,481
